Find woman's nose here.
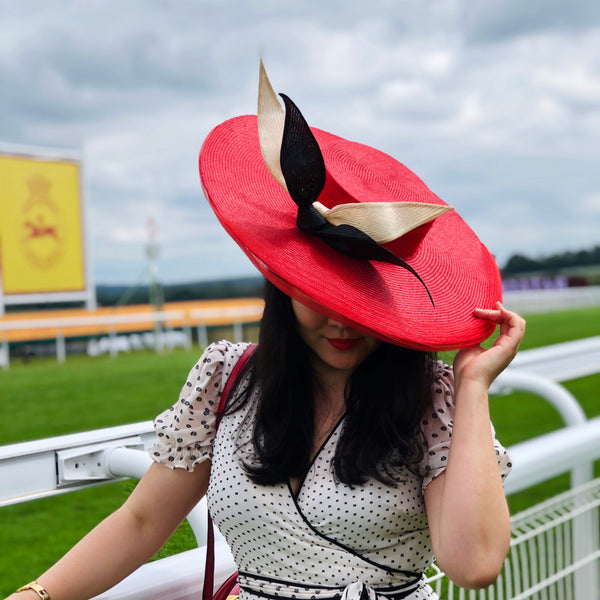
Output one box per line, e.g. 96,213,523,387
327,317,348,329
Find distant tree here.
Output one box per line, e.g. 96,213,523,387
503,245,600,276
504,254,541,274
96,276,264,306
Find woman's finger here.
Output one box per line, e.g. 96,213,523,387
474,303,525,330
472,303,526,360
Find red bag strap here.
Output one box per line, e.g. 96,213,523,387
217,343,257,426
202,343,257,600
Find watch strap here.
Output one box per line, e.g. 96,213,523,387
16,582,51,600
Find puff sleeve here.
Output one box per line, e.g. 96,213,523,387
150,340,250,471
420,361,512,491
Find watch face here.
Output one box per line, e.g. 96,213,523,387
17,583,50,600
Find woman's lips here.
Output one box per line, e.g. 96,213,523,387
326,338,360,351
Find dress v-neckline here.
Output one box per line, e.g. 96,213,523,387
288,412,346,500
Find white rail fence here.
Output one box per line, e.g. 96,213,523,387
426,476,600,599
503,285,600,315
2,286,598,369
1,337,599,599
0,304,263,369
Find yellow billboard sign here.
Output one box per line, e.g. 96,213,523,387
0,155,86,295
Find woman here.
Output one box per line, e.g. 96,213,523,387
9,64,524,600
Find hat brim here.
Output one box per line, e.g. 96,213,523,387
199,115,501,351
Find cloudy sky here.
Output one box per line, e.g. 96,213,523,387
1,0,599,285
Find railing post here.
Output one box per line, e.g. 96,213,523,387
573,503,598,600
197,323,208,349
183,321,192,350
165,325,174,352
233,321,243,343
56,329,66,364
154,313,164,353
109,327,119,358
0,336,9,370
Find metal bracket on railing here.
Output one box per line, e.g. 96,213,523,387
55,442,210,546
56,437,145,485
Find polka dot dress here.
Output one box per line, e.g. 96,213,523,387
151,341,512,600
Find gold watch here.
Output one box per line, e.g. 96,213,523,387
16,582,51,600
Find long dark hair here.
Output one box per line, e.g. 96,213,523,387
229,280,436,486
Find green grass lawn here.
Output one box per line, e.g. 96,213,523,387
0,347,208,595
0,307,599,595
0,347,205,445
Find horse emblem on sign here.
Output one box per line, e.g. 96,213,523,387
20,174,63,269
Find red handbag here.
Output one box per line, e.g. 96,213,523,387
202,344,256,600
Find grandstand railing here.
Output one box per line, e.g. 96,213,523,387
3,285,597,367
1,337,599,599
0,303,263,369
503,285,600,315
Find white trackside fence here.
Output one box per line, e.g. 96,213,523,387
0,304,263,369
1,336,600,600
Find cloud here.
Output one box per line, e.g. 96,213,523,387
0,0,599,285
461,0,600,43
535,64,600,112
580,193,600,215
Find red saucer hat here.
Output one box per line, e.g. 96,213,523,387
199,62,502,351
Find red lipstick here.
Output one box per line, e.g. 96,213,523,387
327,338,360,351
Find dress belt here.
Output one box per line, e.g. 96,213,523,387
237,572,423,600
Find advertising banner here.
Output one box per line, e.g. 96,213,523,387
0,154,86,295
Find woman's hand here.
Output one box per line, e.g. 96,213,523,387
453,302,526,389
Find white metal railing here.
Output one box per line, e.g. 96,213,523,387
0,311,187,369
490,335,600,491
0,422,155,507
189,306,264,349
503,285,600,315
4,338,595,508
0,304,263,369
425,477,600,599
1,337,599,599
2,291,596,368
5,417,592,600
497,335,600,383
